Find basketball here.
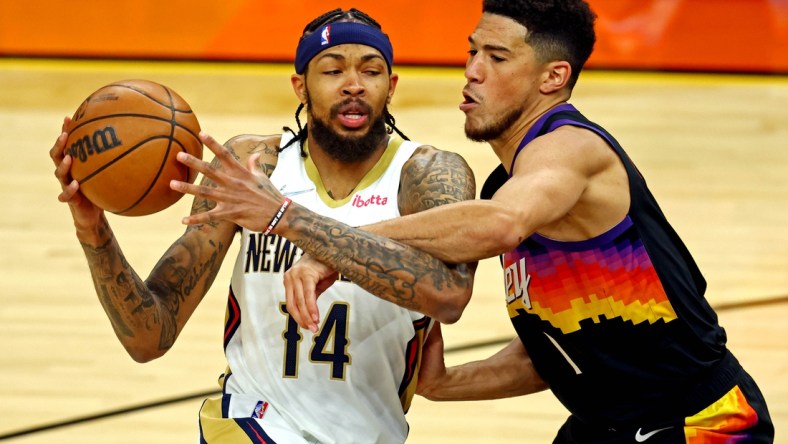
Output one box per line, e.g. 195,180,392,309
65,79,202,216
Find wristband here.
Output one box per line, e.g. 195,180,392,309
263,197,292,235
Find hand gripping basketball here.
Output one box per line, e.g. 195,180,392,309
65,79,202,216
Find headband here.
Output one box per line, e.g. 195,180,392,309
295,21,393,74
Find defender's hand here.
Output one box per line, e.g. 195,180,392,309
284,254,339,333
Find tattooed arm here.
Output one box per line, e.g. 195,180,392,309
80,212,235,362
52,127,275,362
281,146,477,327
174,135,476,326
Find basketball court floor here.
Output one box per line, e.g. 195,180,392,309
0,58,786,443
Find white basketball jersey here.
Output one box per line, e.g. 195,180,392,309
199,134,433,444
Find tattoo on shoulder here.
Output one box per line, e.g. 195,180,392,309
248,139,280,157
248,140,278,177
399,148,476,214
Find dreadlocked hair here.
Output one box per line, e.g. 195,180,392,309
281,7,408,157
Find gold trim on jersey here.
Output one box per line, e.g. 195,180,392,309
199,397,257,443
303,135,405,208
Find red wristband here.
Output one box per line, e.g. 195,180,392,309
263,197,292,235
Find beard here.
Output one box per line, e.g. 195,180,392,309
464,105,524,142
307,96,389,164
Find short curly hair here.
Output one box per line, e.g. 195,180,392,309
482,0,596,89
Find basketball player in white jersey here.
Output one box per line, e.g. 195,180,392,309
174,2,773,443
50,8,476,443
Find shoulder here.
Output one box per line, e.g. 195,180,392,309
224,134,282,161
518,125,616,176
397,144,476,215
404,144,473,175
223,134,283,177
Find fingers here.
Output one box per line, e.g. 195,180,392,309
284,271,319,333
175,131,232,177
199,131,225,155
52,134,82,204
301,278,320,332
53,145,72,186
248,152,261,173
175,150,219,181
58,179,80,203
294,277,318,333
170,179,227,202
199,131,240,165
180,211,216,226
49,131,68,166
51,116,72,166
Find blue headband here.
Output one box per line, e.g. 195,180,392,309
295,22,393,74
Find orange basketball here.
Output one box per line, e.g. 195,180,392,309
65,79,202,216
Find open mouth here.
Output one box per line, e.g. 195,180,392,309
334,101,371,129
460,89,478,112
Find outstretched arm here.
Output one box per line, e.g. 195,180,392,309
283,144,478,330
173,133,477,328
365,126,619,264
417,324,549,401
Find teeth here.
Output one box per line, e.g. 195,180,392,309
344,114,362,120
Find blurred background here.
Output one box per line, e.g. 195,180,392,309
1,0,787,71
1,0,786,442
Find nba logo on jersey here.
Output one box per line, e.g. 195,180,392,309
321,26,331,45
252,400,269,419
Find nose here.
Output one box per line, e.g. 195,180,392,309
465,56,482,83
342,71,365,97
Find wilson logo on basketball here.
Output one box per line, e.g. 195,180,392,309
67,126,123,162
351,194,388,207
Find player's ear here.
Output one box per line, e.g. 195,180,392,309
386,72,399,105
539,61,571,94
291,74,307,104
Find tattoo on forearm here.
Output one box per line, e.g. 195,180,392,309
83,238,114,280
288,212,466,311
99,284,135,337
83,238,141,339
147,238,225,350
192,196,216,214
282,150,474,310
82,229,227,351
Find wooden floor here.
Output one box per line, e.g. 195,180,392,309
0,59,786,443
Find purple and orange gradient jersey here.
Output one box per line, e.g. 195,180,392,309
482,104,735,428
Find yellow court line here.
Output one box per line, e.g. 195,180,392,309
2,57,787,85
580,69,788,86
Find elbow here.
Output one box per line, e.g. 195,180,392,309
124,342,167,363
432,287,472,325
420,391,442,402
435,308,462,325
489,210,528,254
